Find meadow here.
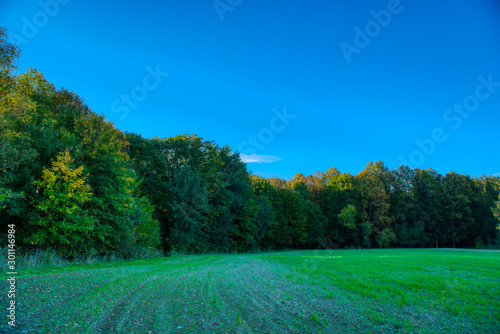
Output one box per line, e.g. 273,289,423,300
1,249,499,333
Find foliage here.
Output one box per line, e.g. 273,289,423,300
338,204,357,230
27,151,94,256
493,194,500,243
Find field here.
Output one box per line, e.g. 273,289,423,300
1,249,499,333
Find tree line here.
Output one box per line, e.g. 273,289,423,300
1,28,499,257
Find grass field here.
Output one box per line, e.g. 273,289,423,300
1,249,499,333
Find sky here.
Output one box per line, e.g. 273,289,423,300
2,0,500,179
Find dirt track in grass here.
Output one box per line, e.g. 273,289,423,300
1,250,497,333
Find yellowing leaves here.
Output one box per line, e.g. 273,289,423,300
33,150,93,216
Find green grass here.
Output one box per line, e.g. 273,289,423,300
1,249,499,333
261,249,500,324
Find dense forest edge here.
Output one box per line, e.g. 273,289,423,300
1,27,500,261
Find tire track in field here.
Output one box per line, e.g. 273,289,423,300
116,256,236,333
92,256,225,333
94,275,161,333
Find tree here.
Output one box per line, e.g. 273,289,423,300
387,165,414,247
470,176,500,247
322,173,359,247
267,177,287,190
251,175,277,249
167,166,209,253
232,197,259,252
0,27,20,75
356,161,393,248
27,151,94,256
269,188,307,249
132,196,161,250
493,195,500,222
444,173,500,249
492,194,500,244
375,228,397,248
305,172,326,205
253,195,275,249
126,133,177,252
442,172,475,248
412,169,440,247
338,204,357,230
291,173,307,186
322,166,340,184
0,28,37,209
219,148,258,252
291,173,310,200
303,200,327,249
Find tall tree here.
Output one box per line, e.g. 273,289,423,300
0,28,37,209
441,172,475,248
470,176,500,246
269,188,307,249
251,175,277,249
492,194,500,244
167,166,209,253
356,161,395,248
322,166,340,185
321,173,361,247
27,151,94,256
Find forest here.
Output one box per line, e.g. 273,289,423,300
1,27,500,258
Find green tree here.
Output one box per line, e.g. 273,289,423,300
492,194,500,244
493,195,500,222
305,171,326,205
356,161,393,248
132,196,161,250
251,175,277,249
375,228,397,248
412,169,440,247
442,172,475,248
0,28,37,209
322,173,360,247
253,195,275,249
126,133,178,252
291,173,310,200
387,165,414,247
322,166,340,185
167,166,209,253
470,176,500,247
269,188,307,249
27,151,94,256
338,204,357,230
0,27,20,75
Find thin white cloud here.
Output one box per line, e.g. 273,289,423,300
492,173,500,177
240,154,282,163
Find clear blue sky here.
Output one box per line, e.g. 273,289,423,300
2,0,500,179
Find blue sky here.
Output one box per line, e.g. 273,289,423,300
2,0,500,179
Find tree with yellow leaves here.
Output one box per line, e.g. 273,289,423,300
27,150,94,256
